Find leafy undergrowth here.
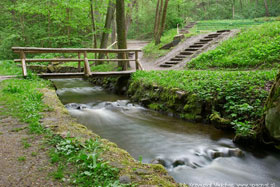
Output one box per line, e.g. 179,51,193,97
47,136,121,186
0,61,23,75
131,70,278,135
0,77,121,186
187,21,280,70
0,76,50,133
191,17,277,32
143,29,195,59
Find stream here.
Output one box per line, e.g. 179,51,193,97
52,78,280,185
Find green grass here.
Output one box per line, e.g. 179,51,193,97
188,21,280,70
131,70,278,134
0,76,121,186
0,76,51,133
0,61,22,75
191,17,276,32
18,156,26,162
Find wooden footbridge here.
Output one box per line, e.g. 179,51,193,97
12,47,144,79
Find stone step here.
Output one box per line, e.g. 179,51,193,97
194,42,207,45
180,51,193,55
170,58,183,61
175,55,188,58
165,61,180,65
217,30,230,33
200,39,213,42
190,45,203,48
208,34,221,37
160,64,172,68
205,36,218,39
185,48,199,52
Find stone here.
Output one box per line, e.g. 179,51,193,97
228,148,244,157
264,72,280,142
119,175,131,184
151,158,167,167
172,160,185,167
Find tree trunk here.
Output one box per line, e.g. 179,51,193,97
153,0,161,36
111,13,116,45
232,0,235,19
154,0,164,45
99,0,116,62
90,0,98,49
264,0,270,16
125,0,137,34
155,0,168,45
116,0,128,70
158,0,169,42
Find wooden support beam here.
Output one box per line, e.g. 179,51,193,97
135,51,139,70
12,47,141,54
20,51,27,77
78,53,81,72
83,52,91,76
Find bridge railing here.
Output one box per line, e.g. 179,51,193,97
12,47,144,77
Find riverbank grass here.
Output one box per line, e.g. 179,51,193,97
0,77,121,185
130,70,278,136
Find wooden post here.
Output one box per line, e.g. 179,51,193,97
20,51,27,77
83,51,91,76
78,53,81,72
135,51,139,70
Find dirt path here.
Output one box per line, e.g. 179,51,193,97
0,115,64,187
0,78,64,187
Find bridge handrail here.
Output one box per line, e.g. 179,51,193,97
12,47,144,77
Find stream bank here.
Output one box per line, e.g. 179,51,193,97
86,69,280,148
42,87,177,186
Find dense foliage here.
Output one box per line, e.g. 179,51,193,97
188,21,280,69
131,70,278,134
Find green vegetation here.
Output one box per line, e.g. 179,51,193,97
188,22,280,70
130,70,278,135
0,61,22,75
47,136,120,186
17,156,26,162
0,77,122,185
191,18,277,32
0,76,50,133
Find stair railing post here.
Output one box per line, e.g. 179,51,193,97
135,51,139,70
20,51,27,77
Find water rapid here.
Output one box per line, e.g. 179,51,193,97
52,78,280,185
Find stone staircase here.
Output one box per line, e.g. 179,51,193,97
159,30,231,68
179,22,197,34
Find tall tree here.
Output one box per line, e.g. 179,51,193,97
154,0,169,45
90,0,98,49
263,0,270,16
99,0,116,62
116,0,128,70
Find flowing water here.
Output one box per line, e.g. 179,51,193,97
52,78,280,185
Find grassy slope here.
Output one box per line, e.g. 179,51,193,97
131,70,278,135
188,21,280,69
143,18,278,60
